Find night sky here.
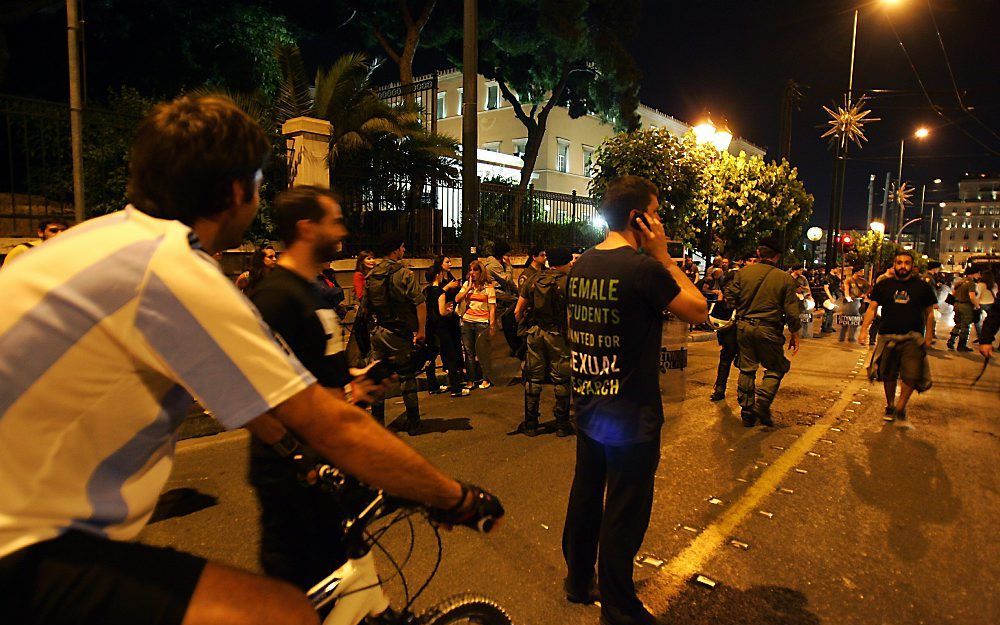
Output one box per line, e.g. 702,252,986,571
4,0,999,231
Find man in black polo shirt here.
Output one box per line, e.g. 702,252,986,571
563,176,707,625
248,185,382,589
858,250,937,425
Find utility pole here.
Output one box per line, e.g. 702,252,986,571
879,172,891,225
66,0,85,223
461,0,479,272
866,173,876,226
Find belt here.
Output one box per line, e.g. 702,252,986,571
736,317,781,326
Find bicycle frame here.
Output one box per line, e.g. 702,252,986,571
307,551,390,625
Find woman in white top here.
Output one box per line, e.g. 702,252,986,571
973,269,996,340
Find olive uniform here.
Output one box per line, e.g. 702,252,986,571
364,258,425,427
724,260,801,424
519,267,571,435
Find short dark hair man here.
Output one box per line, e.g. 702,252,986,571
723,236,802,427
859,250,938,424
2,218,69,267
248,185,383,589
514,246,572,437
563,175,706,625
0,96,499,625
365,232,427,434
518,244,547,289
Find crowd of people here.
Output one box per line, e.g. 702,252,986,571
1,93,997,625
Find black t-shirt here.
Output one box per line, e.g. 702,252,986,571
423,278,457,332
568,247,680,445
870,276,937,335
250,266,351,388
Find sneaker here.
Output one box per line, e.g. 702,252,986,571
709,389,726,401
428,385,449,395
478,380,493,390
564,579,600,605
741,409,757,427
450,388,471,398
894,410,914,429
883,405,896,422
957,345,974,352
946,340,955,350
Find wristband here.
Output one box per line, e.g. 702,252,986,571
443,482,470,514
271,432,301,458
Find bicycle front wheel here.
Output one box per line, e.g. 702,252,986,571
421,593,512,625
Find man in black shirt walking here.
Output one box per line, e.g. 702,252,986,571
859,250,937,424
563,176,706,625
248,185,385,590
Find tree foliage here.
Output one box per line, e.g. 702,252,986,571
590,128,815,258
427,0,642,191
346,0,439,84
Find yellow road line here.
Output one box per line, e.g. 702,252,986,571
643,374,866,612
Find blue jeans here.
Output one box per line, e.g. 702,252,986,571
460,321,491,385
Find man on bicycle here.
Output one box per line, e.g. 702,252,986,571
0,95,500,625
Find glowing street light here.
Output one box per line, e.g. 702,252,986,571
933,178,942,184
693,118,717,145
711,121,733,152
870,221,885,235
914,127,930,139
807,227,824,242
693,115,734,263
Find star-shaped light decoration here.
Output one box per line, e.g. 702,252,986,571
821,95,880,150
891,181,915,208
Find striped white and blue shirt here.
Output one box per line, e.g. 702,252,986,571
0,207,315,559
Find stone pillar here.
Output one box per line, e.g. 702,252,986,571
281,117,333,188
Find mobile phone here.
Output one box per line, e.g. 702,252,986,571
364,360,396,386
630,212,651,231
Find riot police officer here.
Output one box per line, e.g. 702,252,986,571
364,233,427,434
514,246,573,437
723,237,801,427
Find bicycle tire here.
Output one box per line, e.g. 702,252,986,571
420,593,512,625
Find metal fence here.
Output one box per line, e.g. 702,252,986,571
376,73,438,134
0,94,139,236
335,173,602,256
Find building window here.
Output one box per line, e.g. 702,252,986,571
583,146,595,177
486,83,500,110
483,142,501,152
556,139,570,173
513,138,527,157
437,91,446,119
457,88,464,115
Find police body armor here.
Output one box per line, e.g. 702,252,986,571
526,270,568,333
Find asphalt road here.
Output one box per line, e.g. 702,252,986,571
139,332,999,625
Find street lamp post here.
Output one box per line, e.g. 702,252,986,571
869,220,886,282
892,127,930,242
807,226,823,266
693,116,732,267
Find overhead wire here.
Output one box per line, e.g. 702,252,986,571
924,0,1000,144
883,13,1000,156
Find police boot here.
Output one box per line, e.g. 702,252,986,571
404,408,421,436
523,382,541,437
554,383,573,437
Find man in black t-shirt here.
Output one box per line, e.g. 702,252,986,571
859,250,937,425
248,186,383,590
563,176,707,625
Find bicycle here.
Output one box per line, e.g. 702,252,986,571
303,465,512,625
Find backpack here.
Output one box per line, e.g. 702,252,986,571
527,270,567,331
364,262,406,331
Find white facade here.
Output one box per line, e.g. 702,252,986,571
938,178,1000,265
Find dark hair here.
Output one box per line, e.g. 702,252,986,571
529,244,546,258
426,254,449,283
273,185,342,246
894,249,915,262
980,269,996,290
375,233,406,257
127,96,270,226
354,250,374,274
38,218,69,232
492,240,512,258
598,175,659,231
247,245,275,291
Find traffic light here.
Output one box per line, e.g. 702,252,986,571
842,234,853,248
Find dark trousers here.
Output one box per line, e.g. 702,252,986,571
714,323,739,393
563,432,660,625
370,327,419,424
736,321,791,413
949,303,975,347
523,328,570,425
431,319,465,392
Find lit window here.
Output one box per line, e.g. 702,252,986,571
458,88,464,115
513,138,527,157
437,92,446,119
486,84,500,110
556,139,570,173
483,142,500,152
583,146,595,178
